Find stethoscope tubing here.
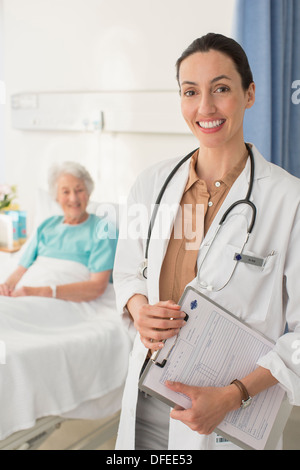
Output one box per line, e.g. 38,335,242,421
219,144,256,233
140,143,256,280
144,148,198,261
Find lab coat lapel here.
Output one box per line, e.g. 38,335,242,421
147,158,191,303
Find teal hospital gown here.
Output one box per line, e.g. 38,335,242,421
19,214,118,277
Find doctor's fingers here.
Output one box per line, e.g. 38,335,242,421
140,336,164,351
167,382,229,434
170,408,215,435
155,300,182,310
135,313,185,333
139,303,186,322
139,323,181,341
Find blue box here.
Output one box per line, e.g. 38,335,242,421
18,210,27,243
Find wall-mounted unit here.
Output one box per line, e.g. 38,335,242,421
11,91,189,134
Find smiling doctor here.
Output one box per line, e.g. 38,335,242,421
113,33,300,450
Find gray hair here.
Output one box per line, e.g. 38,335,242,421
48,161,94,199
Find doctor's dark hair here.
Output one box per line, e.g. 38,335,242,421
176,33,254,91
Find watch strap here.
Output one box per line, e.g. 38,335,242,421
230,379,250,403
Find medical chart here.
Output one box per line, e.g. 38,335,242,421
139,286,291,450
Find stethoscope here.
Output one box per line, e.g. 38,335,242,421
138,143,257,291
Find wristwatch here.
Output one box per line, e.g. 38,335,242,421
230,379,252,409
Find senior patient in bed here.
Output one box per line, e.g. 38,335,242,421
0,162,117,301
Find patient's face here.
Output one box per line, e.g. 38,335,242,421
56,174,89,224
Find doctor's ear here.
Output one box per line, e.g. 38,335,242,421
245,82,255,109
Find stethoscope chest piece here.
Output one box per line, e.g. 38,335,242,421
138,259,148,279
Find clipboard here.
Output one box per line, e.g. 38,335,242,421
139,286,292,450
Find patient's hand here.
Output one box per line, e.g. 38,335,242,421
11,274,111,301
11,286,48,297
11,286,31,297
0,266,28,296
0,283,12,296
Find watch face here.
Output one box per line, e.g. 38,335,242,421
241,397,252,409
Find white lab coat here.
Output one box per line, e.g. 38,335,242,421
113,144,300,450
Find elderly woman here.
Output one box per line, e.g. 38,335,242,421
0,162,117,301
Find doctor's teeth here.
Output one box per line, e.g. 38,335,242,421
199,120,225,129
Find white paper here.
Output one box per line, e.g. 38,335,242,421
139,286,289,450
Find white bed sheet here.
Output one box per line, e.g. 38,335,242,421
0,256,132,441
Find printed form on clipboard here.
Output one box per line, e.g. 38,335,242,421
138,286,292,450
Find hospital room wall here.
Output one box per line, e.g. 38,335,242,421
0,0,4,182
2,0,236,233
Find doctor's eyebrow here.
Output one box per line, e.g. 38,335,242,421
181,75,232,87
210,74,232,83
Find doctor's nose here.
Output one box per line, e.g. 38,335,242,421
197,93,217,115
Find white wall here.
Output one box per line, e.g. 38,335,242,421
0,0,5,182
2,0,236,231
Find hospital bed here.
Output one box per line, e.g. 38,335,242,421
0,192,131,450
0,406,121,450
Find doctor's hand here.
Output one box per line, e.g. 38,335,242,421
128,296,187,351
165,381,241,435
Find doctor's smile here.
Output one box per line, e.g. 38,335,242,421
197,119,226,131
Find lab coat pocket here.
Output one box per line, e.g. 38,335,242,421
225,246,280,326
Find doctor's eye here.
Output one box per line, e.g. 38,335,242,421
183,89,197,97
214,86,230,94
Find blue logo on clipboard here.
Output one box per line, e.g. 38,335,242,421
190,299,198,310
